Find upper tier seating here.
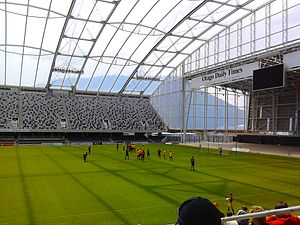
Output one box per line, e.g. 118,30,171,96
0,91,19,129
22,92,65,130
0,90,167,132
102,96,143,130
65,95,109,130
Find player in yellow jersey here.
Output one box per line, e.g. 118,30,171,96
163,149,166,159
226,193,234,214
169,150,173,160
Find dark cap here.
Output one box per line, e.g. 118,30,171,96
177,197,225,225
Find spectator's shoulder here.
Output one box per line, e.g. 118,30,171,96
226,221,238,225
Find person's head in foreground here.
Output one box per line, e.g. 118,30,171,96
237,208,249,225
249,205,267,225
274,201,288,209
177,197,225,225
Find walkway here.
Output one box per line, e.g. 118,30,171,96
179,142,300,158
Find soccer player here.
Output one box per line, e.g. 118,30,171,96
157,148,161,158
141,150,145,161
169,150,173,160
219,144,223,155
163,149,166,159
191,156,195,171
83,152,88,162
147,148,150,159
125,148,129,160
226,193,234,214
137,149,142,160
88,145,91,155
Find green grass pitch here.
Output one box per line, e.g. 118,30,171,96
0,144,300,225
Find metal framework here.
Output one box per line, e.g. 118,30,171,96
1,0,300,137
1,0,292,96
151,0,300,137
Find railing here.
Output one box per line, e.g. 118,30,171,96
166,206,300,225
221,205,300,225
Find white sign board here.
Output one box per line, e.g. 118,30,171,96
283,50,300,68
191,62,259,88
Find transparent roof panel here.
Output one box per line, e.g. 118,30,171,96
219,9,249,25
0,0,289,95
182,40,205,54
158,36,181,51
206,4,236,22
247,0,273,10
192,2,221,20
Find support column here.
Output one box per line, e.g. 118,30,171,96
225,88,228,134
181,77,186,143
245,92,250,132
296,82,299,135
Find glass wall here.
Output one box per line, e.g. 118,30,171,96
150,66,183,129
151,76,249,131
150,0,300,132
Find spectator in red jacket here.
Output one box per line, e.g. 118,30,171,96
266,201,300,225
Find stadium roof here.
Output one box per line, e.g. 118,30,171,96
0,0,281,95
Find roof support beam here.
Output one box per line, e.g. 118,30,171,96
74,1,120,92
119,0,210,94
154,49,190,56
19,0,30,87
63,35,96,42
188,17,228,28
210,0,252,11
141,63,175,69
46,0,77,91
4,0,7,85
34,0,53,87
170,33,207,42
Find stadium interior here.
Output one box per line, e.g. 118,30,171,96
0,0,300,146
1,0,300,224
